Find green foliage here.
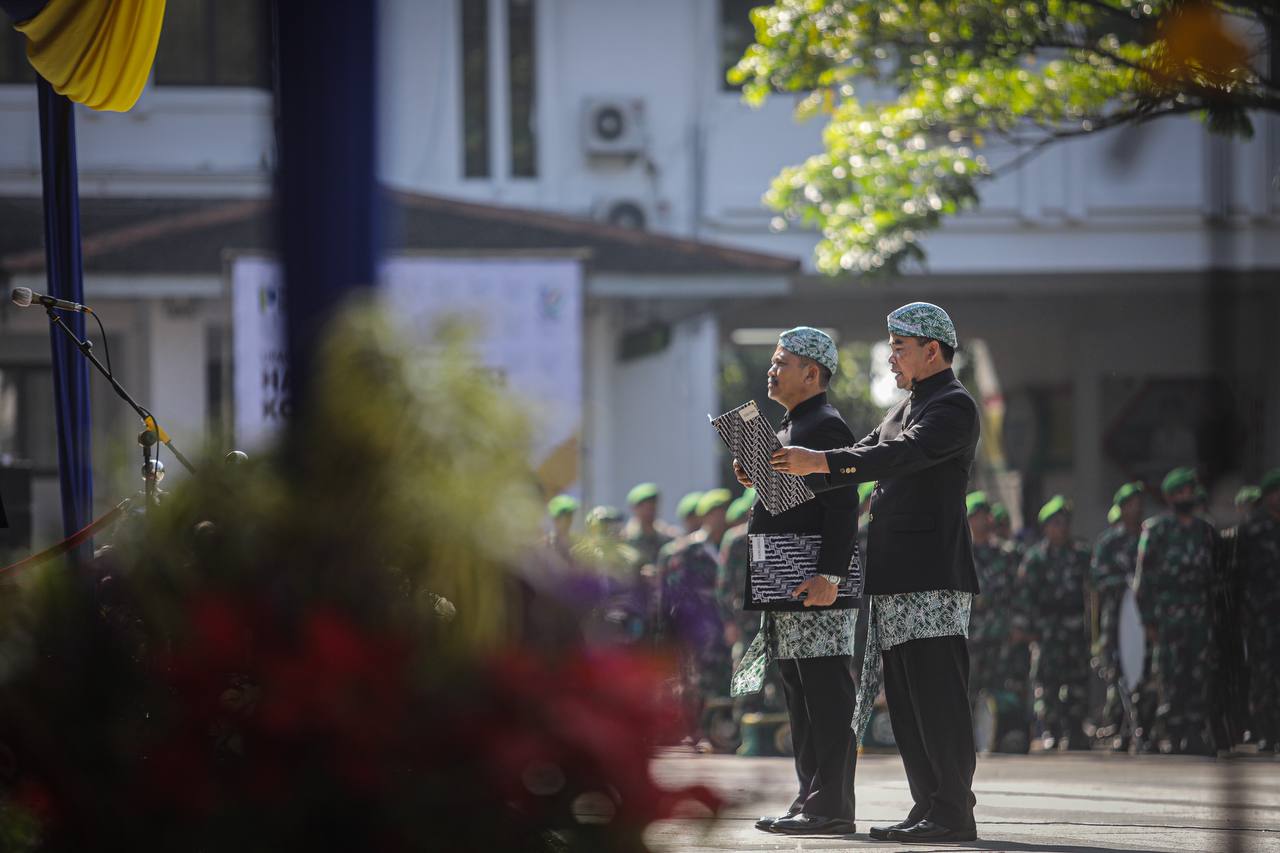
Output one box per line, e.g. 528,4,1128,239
730,0,1278,273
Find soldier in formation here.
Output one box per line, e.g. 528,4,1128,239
1237,469,1280,753
659,488,736,749
965,491,1028,708
1090,482,1144,749
1133,467,1218,755
1020,496,1093,750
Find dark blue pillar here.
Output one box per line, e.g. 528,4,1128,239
36,77,94,543
274,0,381,412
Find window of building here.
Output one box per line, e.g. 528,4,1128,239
0,366,56,472
0,27,35,85
460,0,538,180
461,0,491,177
720,0,759,91
152,0,272,88
507,0,537,178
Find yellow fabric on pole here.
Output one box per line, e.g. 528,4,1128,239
15,0,166,112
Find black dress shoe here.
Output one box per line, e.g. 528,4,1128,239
753,811,797,832
869,818,917,840
885,818,977,842
770,813,856,835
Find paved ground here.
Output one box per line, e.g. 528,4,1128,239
646,749,1280,852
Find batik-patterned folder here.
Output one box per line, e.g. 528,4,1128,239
708,400,814,516
746,533,861,609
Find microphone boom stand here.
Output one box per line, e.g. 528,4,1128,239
44,305,196,504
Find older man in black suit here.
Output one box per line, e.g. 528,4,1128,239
771,303,980,844
731,326,862,837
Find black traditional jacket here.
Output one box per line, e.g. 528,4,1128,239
809,369,980,596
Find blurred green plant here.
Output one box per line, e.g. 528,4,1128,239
730,0,1279,274
0,307,717,852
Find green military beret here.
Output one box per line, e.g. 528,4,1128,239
965,490,991,517
1234,485,1261,506
1161,466,1197,496
547,494,579,518
857,481,877,503
778,326,839,375
1037,495,1071,524
626,482,659,506
586,505,624,527
1260,468,1280,496
1107,504,1122,525
676,491,704,519
887,301,958,348
991,502,1010,523
727,488,757,524
696,488,734,517
1112,481,1144,507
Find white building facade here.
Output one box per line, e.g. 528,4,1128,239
1,0,1277,549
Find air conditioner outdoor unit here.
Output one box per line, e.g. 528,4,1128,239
581,97,646,156
593,197,649,231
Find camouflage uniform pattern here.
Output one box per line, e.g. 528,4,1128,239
716,523,759,651
623,521,675,638
1134,514,1217,749
623,521,675,572
1090,524,1141,736
1020,539,1093,746
968,539,1029,700
1237,510,1280,747
659,532,731,727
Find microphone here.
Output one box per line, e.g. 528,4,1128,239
10,287,93,314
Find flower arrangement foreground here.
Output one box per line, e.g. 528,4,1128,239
0,309,719,852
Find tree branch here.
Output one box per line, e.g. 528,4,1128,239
982,100,1207,177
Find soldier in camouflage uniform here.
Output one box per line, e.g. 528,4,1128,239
653,491,703,631
623,482,678,570
966,491,1029,707
717,489,758,662
660,488,734,746
1234,486,1261,523
544,494,580,563
1238,469,1280,752
992,502,1027,562
572,506,646,644
1020,496,1093,750
675,491,705,536
1090,482,1145,748
1134,467,1218,755
622,483,676,638
717,489,788,722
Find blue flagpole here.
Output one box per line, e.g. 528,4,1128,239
36,77,94,549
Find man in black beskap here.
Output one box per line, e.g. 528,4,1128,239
771,303,980,844
730,326,861,837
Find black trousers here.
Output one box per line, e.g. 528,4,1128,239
882,635,977,830
778,655,858,820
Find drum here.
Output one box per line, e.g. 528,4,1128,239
973,688,1030,754
1117,587,1146,693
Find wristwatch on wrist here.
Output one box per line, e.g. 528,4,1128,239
819,573,843,586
